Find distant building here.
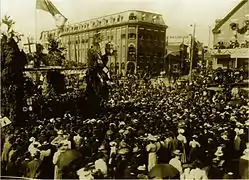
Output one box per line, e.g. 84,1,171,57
40,10,168,76
211,0,249,70
165,35,203,75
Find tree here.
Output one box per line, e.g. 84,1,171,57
45,35,66,96
1,16,26,126
46,34,65,66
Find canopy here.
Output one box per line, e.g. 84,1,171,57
207,87,223,91
231,53,249,58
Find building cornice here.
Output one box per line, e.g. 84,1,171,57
59,21,167,37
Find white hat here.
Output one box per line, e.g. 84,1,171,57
173,150,182,156
147,134,157,141
137,165,146,171
178,128,185,134
29,137,35,142
57,130,63,135
119,121,125,127
98,144,105,151
118,148,129,155
215,146,224,157
109,141,117,146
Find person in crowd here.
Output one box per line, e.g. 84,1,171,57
189,160,208,180
169,150,183,174
26,151,42,179
188,135,201,163
1,68,248,179
146,134,158,171
53,142,68,180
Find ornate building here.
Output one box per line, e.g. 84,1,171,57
211,0,249,70
40,10,167,76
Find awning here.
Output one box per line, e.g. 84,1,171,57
231,53,249,58
207,87,223,91
230,48,249,58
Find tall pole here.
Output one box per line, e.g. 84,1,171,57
208,26,211,49
189,24,196,83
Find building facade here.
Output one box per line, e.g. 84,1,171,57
211,0,249,70
40,10,167,76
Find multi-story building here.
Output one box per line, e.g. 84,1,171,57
40,10,167,76
211,0,249,70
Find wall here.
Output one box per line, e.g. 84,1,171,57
213,0,249,45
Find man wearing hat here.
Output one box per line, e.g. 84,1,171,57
169,150,183,174
188,135,201,163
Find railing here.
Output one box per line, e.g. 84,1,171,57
211,48,249,56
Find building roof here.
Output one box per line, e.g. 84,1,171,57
212,0,248,33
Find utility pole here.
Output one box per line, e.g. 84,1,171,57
208,26,211,49
189,24,196,83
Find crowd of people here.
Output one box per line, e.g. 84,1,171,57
1,70,249,179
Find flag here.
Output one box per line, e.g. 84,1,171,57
36,0,67,28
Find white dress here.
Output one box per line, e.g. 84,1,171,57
189,168,208,180
146,143,157,172
53,149,66,180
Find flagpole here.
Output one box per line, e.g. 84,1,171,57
35,1,37,43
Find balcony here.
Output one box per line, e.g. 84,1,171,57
211,48,249,58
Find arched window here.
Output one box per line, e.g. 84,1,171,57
121,62,125,69
142,14,146,20
129,13,136,20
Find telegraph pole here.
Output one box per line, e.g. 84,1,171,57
189,24,196,83
208,26,211,49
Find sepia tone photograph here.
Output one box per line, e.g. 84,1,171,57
0,0,249,179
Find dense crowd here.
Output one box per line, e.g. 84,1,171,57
1,70,249,179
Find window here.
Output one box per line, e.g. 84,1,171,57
113,18,116,22
121,63,125,69
152,15,158,23
121,34,126,38
111,36,113,40
106,20,108,24
129,13,136,20
128,33,136,39
117,17,120,22
142,14,146,20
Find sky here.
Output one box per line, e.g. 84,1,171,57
0,0,241,46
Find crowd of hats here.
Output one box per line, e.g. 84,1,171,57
1,69,249,178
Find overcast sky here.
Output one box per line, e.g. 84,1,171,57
1,0,241,45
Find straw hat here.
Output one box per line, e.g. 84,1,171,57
147,134,157,141
118,148,129,155
137,164,146,171
57,130,63,135
178,128,185,134
192,135,198,138
215,146,224,157
109,141,117,147
29,137,36,142
119,121,125,127
173,150,182,156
